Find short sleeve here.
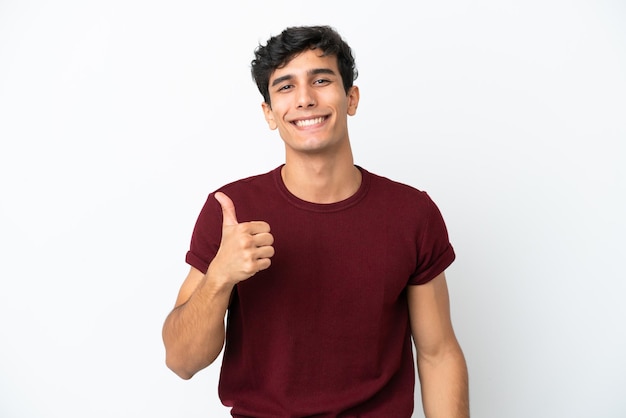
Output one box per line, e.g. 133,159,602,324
185,192,223,274
408,193,456,285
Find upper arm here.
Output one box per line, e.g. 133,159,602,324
408,272,459,359
173,266,206,308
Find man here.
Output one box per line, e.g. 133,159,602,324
163,25,469,417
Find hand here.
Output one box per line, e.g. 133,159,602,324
207,192,274,285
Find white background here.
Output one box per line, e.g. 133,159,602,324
1,0,625,417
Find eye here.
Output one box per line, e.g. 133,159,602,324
277,84,293,92
313,78,330,86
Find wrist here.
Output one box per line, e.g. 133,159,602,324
204,264,237,295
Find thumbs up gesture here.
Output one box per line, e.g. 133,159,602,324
207,192,275,285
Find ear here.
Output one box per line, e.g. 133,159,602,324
261,102,278,130
347,86,360,116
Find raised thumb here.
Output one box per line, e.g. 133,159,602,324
214,192,239,226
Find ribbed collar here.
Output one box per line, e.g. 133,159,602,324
273,164,370,212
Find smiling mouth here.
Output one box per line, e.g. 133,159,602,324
293,116,326,127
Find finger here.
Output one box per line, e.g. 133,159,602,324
247,221,272,235
215,192,239,226
255,257,272,272
255,245,275,260
251,232,274,247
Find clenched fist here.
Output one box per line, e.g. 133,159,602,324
207,192,275,285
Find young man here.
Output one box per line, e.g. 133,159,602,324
163,25,469,417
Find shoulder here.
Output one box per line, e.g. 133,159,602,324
218,166,280,193
194,166,280,216
210,166,282,207
207,166,283,222
361,167,435,207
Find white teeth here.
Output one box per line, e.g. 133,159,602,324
294,117,324,127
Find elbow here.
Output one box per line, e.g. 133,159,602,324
162,322,224,379
164,344,221,380
162,328,200,379
165,352,196,380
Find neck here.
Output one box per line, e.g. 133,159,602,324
281,153,361,204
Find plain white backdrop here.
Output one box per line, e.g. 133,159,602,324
1,0,625,417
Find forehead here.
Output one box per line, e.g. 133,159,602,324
269,49,339,82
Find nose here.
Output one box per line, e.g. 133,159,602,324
296,85,316,109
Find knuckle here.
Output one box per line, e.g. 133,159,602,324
239,235,254,248
242,260,256,274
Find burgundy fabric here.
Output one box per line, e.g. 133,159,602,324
185,165,455,417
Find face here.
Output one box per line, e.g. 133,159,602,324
262,49,359,157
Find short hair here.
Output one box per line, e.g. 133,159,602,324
251,25,358,105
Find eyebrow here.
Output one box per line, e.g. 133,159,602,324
271,68,337,87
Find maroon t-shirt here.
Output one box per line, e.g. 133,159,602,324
186,165,455,417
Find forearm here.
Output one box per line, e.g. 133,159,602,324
417,342,469,418
162,277,233,379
